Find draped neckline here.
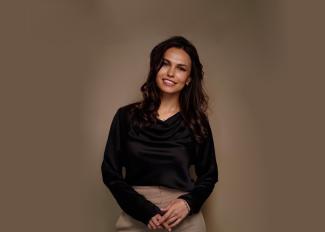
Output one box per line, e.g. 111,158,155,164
156,111,181,124
128,110,192,142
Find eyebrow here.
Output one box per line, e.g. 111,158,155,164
163,58,189,67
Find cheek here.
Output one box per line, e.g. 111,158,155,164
177,72,190,83
155,71,164,84
157,67,167,76
155,71,163,81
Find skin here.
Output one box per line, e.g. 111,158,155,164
148,199,190,231
156,47,191,98
147,47,192,231
155,47,192,119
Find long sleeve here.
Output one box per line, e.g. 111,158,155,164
101,108,162,225
177,120,218,215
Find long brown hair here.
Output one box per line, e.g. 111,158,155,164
130,36,210,143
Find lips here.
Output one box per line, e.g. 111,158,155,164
162,78,176,86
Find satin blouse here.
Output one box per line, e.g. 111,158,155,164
101,103,218,225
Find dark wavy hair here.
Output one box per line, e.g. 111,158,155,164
130,35,210,143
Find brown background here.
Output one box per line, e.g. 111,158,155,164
1,0,324,232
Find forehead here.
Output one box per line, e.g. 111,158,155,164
163,47,191,66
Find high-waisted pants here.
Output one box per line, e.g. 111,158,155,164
115,186,206,232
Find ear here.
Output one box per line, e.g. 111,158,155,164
186,77,191,85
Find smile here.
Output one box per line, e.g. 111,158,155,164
162,79,176,86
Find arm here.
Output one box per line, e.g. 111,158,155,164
101,108,162,225
177,120,219,215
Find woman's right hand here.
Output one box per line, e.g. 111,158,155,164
147,214,171,231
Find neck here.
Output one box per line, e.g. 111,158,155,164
159,93,180,113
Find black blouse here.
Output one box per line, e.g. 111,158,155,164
101,103,218,225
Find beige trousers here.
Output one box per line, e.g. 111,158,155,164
115,186,206,232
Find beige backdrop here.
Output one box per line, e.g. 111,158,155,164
81,1,278,231
2,0,323,232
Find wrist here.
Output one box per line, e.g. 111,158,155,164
180,199,191,213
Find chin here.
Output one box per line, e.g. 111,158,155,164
159,88,182,96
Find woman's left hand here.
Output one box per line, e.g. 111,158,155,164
158,199,190,229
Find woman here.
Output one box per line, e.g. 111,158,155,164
101,36,218,232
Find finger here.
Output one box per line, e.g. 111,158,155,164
152,217,161,227
155,215,169,231
160,215,174,231
160,203,172,212
150,215,162,229
148,221,154,230
160,209,175,223
160,207,168,213
155,214,163,224
156,214,162,221
169,218,183,228
165,215,178,225
161,221,171,231
149,220,157,230
153,224,163,229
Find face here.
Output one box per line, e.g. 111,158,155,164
156,47,192,97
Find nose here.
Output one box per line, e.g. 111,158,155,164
167,67,175,77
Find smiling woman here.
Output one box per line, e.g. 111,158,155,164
101,36,218,232
156,47,192,96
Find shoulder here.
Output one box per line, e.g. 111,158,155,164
118,102,140,112
116,102,140,116
114,102,141,125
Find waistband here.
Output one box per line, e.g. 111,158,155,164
132,185,189,208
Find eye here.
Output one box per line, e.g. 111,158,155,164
178,67,186,71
